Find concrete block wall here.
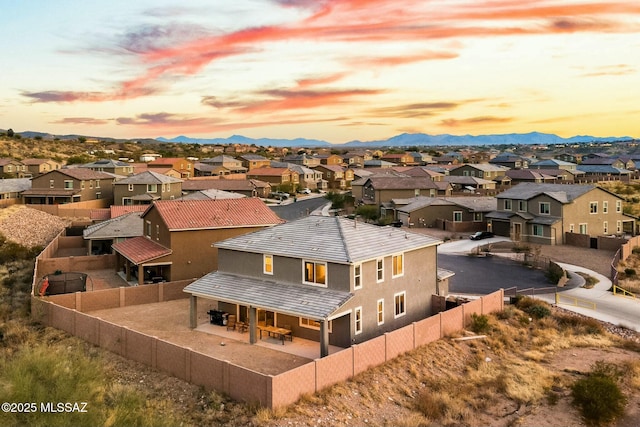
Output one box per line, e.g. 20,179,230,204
352,335,386,375
385,323,414,360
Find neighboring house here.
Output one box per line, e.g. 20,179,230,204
396,196,497,231
505,169,558,185
530,159,578,171
21,158,62,177
201,155,247,174
193,162,230,177
83,212,143,255
282,153,321,167
180,189,245,200
442,176,496,192
183,215,442,357
351,176,451,207
0,178,31,202
139,153,162,162
489,153,530,169
271,162,324,190
555,153,581,164
431,156,459,165
576,165,633,178
464,151,493,164
182,178,271,198
449,164,509,182
113,171,183,205
238,154,271,171
486,183,632,245
81,159,134,176
342,154,365,168
147,157,195,178
528,168,585,183
247,167,300,192
0,158,25,177
314,154,343,166
112,198,284,285
363,159,396,168
581,156,634,170
22,169,114,204
407,152,433,165
379,153,416,166
314,165,354,190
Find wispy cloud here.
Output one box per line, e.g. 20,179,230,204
440,116,514,127
581,64,636,77
368,102,462,119
52,117,109,125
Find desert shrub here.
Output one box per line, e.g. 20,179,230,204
513,296,551,319
545,266,565,284
632,246,640,255
470,313,490,334
555,313,604,335
527,304,551,319
571,361,626,426
624,268,636,276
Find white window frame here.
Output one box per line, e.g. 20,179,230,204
80,181,85,189
64,180,73,189
518,200,527,212
504,199,512,211
539,202,550,215
532,224,543,236
377,299,384,325
146,220,152,237
394,292,406,319
392,253,404,278
616,200,622,213
617,220,622,233
263,254,273,275
147,184,158,193
95,180,100,188
589,202,598,214
376,258,384,283
579,223,587,235
603,201,608,214
569,223,575,233
603,221,608,234
128,184,134,192
453,211,462,222
354,307,362,335
49,179,54,189
300,318,332,332
354,264,362,290
473,212,483,222
303,260,327,286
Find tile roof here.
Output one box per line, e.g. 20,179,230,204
576,165,632,174
149,198,284,230
216,215,441,264
184,271,353,320
247,167,290,176
112,236,172,265
0,178,31,193
83,212,143,239
363,176,439,190
115,170,183,184
181,178,269,191
496,183,595,202
111,205,148,218
180,189,245,200
90,209,111,221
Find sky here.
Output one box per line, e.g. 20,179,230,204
1,0,640,143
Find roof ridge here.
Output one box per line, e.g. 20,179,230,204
335,217,352,263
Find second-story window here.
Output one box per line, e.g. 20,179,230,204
147,184,157,193
354,307,362,334
128,184,134,192
616,200,622,213
539,202,550,215
376,258,384,282
304,260,326,286
603,201,608,213
354,264,362,289
504,199,512,211
64,180,73,189
392,254,404,278
518,200,527,212
264,254,273,275
590,202,598,214
49,180,54,189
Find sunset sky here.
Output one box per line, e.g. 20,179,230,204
2,0,639,143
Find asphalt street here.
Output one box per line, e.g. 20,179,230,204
268,195,329,221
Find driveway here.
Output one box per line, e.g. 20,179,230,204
437,236,511,255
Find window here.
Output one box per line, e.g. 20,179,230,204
162,184,166,193
123,198,132,206
617,220,622,233
603,221,608,234
128,184,134,192
377,299,384,325
414,189,420,197
80,181,85,189
156,224,160,240
146,221,151,237
616,200,622,213
452,211,463,222
504,199,512,211
539,202,550,215
354,264,362,289
533,224,543,236
473,212,483,222
263,254,273,275
376,258,384,282
589,202,598,214
394,292,406,318
300,318,332,332
96,192,101,199
392,254,404,278
95,180,100,188
354,307,362,334
304,261,326,285
579,223,587,234
147,184,158,193
603,201,608,214
569,224,575,233
49,180,54,189
167,183,171,191
64,180,73,189
89,181,93,189
518,200,527,212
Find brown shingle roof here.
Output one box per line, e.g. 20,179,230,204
57,168,114,180
148,198,284,230
182,179,268,191
247,167,289,176
112,236,172,265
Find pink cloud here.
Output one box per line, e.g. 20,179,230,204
52,117,110,125
440,116,514,127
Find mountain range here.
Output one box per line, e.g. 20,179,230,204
156,132,635,148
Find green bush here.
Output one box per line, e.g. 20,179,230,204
514,296,551,319
571,361,626,426
470,313,490,333
631,246,640,255
527,304,551,319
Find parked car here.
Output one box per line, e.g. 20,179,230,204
298,188,312,194
470,231,494,240
269,191,289,200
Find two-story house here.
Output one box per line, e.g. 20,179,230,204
182,178,271,198
200,155,247,174
80,159,134,176
351,176,451,208
449,164,509,183
0,158,25,178
238,154,271,171
22,168,114,204
147,157,195,179
489,153,530,169
183,215,442,357
247,167,300,192
397,196,497,230
486,183,632,245
379,153,416,166
113,171,183,205
21,158,62,177
314,154,343,166
315,165,354,190
112,198,284,285
282,153,321,167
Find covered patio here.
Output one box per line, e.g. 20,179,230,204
184,271,354,358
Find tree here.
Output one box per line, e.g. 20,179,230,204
7,128,14,137
356,205,379,222
77,136,87,144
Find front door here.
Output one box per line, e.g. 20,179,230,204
257,309,275,327
513,223,521,241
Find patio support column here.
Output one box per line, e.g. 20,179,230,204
189,295,197,329
249,306,257,344
320,319,329,358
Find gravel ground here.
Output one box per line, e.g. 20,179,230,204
0,206,71,248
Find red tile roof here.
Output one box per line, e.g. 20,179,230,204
90,208,111,221
111,205,148,218
112,236,172,265
149,198,284,230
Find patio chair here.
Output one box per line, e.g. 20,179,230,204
226,314,237,331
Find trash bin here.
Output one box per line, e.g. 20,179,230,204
222,313,228,326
